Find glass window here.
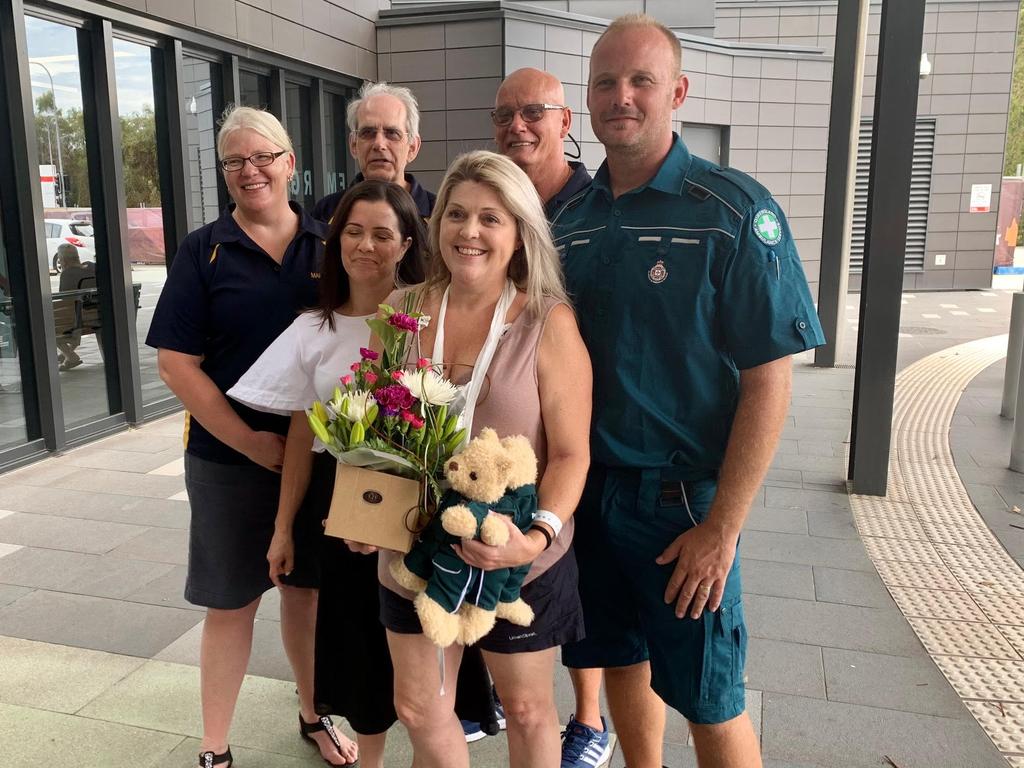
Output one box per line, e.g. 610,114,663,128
184,56,220,228
239,70,270,110
324,90,349,197
26,15,118,430
0,205,30,450
286,82,314,210
113,37,172,409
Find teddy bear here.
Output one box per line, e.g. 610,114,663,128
390,427,538,647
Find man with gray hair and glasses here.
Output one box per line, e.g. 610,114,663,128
312,81,436,222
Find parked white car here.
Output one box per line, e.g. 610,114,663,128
44,219,96,273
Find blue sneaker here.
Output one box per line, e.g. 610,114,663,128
561,715,611,768
461,718,488,743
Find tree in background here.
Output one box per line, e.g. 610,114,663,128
1005,4,1024,180
33,92,160,210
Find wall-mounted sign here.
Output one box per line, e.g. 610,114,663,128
970,183,992,213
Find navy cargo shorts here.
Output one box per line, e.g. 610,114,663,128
562,465,747,725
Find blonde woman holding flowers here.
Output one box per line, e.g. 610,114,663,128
371,150,593,768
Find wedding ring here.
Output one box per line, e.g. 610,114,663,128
697,584,711,594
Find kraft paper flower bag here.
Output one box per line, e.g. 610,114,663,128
306,293,467,553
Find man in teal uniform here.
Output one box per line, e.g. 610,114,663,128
555,14,824,768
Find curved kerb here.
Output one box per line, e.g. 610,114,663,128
848,334,1024,766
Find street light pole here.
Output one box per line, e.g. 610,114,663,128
29,60,65,207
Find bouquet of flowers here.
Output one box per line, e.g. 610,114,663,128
306,294,467,532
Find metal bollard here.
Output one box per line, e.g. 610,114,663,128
1002,293,1024,418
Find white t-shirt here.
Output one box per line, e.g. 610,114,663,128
228,310,373,450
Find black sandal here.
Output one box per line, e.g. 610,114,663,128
299,714,359,767
198,748,232,768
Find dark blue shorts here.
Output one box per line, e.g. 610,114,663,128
561,466,748,725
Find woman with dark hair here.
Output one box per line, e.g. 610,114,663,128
229,179,426,767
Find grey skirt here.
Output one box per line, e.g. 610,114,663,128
183,452,320,609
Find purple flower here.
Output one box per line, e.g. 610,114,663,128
374,384,415,416
360,347,379,361
388,313,420,333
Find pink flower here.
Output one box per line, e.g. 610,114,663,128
375,384,416,416
391,370,404,381
402,410,425,429
364,372,378,384
350,362,361,372
360,347,379,361
340,374,353,386
417,357,431,370
388,312,419,333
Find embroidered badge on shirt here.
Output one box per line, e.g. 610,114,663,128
648,260,668,284
753,209,783,246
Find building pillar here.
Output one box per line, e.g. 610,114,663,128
848,0,928,496
814,0,870,368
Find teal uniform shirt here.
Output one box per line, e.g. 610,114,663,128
553,134,825,475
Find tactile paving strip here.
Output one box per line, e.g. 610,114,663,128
848,334,1024,764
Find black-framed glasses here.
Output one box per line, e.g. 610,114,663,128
219,150,287,172
490,103,565,127
356,125,407,143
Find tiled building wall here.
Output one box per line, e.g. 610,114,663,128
102,0,381,80
379,4,833,290
716,0,1020,290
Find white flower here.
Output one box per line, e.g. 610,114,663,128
417,314,432,330
403,369,461,405
337,390,375,422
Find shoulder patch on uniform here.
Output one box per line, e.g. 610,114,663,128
752,209,784,246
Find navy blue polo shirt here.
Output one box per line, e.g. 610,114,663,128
546,161,592,221
553,134,824,473
312,172,436,223
146,202,325,464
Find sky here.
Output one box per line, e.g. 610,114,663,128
25,16,155,116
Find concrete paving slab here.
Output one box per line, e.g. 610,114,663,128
741,558,816,601
0,589,203,657
821,647,967,718
63,556,178,600
155,617,294,682
746,638,825,699
87,431,184,454
745,505,808,535
0,546,102,590
0,583,31,607
156,737,326,767
0,701,184,768
761,693,1006,768
47,467,186,499
63,445,186,473
0,635,144,713
123,564,199,611
0,541,22,560
745,594,926,657
812,566,894,609
741,530,875,572
0,511,148,554
80,660,342,758
763,486,853,513
805,509,860,540
107,526,188,565
0,484,190,528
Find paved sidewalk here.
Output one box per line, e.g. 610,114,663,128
0,287,1021,767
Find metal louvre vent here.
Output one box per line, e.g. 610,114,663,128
850,118,936,273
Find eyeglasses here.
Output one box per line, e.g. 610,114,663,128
490,103,565,127
356,126,407,143
219,151,287,172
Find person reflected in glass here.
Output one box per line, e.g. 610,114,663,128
146,106,358,768
54,242,95,371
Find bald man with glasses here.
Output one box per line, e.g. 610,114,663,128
493,68,592,221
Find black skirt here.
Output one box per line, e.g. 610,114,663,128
305,451,497,735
